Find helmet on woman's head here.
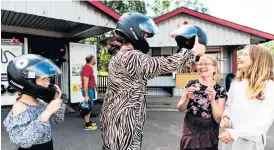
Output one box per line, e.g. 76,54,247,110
170,22,207,50
7,54,62,102
115,12,159,54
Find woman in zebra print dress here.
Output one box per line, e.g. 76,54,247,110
100,12,206,150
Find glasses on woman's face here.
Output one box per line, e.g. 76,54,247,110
37,77,51,84
197,63,214,67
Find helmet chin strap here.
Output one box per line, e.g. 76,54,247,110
26,79,56,102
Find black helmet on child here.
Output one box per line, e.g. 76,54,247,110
170,21,207,50
79,101,92,118
115,12,160,54
7,54,62,102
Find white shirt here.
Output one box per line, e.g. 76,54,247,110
224,79,274,145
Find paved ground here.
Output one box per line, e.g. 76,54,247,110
2,98,274,150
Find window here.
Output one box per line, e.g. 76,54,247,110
151,47,161,57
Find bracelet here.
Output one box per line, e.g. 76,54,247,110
221,114,229,119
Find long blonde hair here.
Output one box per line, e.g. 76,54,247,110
235,45,274,100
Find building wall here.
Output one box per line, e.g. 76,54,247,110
147,76,175,96
147,14,251,47
222,47,233,74
221,46,234,88
161,47,173,55
1,0,116,28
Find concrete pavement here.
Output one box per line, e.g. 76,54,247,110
2,102,274,150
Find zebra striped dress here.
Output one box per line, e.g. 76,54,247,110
100,48,194,150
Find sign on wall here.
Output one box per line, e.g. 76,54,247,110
1,38,24,106
69,42,98,103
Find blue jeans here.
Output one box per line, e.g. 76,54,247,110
81,89,95,106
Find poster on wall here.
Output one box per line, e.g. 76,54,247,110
1,38,24,106
69,42,98,103
72,64,83,76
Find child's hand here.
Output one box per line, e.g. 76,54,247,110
220,116,232,128
206,87,216,101
184,87,195,99
219,131,234,144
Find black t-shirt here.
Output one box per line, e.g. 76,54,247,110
185,79,227,118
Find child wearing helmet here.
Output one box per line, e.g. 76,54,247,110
100,12,206,150
3,54,65,150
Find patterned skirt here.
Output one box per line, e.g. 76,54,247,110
180,112,219,150
220,138,264,150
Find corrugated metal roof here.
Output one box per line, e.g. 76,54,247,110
77,26,112,38
1,10,80,32
1,10,112,39
1,0,117,29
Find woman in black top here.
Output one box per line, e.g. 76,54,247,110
178,55,227,150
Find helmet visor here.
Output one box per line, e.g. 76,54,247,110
80,101,91,109
22,59,62,79
170,25,197,39
139,19,160,38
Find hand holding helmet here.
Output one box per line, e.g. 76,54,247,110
170,21,207,60
192,36,206,57
79,101,92,118
53,84,62,99
84,96,90,102
41,85,62,121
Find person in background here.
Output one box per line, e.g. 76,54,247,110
225,73,236,91
81,54,97,130
219,45,274,150
3,54,65,150
178,55,227,150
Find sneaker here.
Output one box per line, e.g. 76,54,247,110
91,122,97,126
84,121,97,126
84,122,97,130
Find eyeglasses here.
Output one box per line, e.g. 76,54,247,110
37,77,51,83
197,63,214,67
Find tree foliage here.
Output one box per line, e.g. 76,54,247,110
263,40,274,56
148,0,209,18
181,0,209,14
147,0,171,18
101,0,147,15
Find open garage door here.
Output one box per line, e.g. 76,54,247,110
69,42,98,103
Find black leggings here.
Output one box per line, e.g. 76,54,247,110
18,140,53,150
